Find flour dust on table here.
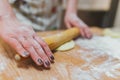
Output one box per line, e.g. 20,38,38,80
74,36,120,79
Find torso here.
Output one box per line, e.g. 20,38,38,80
9,0,62,31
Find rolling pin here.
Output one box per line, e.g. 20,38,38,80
15,28,80,61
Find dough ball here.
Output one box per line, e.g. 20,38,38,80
56,40,75,51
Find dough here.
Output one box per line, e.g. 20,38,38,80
103,29,120,38
56,40,75,51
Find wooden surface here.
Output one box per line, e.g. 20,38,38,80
0,28,120,80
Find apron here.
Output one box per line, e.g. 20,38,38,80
9,0,62,31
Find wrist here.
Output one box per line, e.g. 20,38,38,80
66,0,78,14
66,8,77,15
65,11,77,17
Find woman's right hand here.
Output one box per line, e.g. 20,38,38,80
0,17,54,68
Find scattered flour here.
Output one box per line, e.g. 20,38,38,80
0,62,7,73
49,77,58,80
0,54,9,74
76,36,120,59
74,36,120,79
0,55,8,74
15,77,23,80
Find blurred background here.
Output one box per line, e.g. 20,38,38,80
61,0,120,30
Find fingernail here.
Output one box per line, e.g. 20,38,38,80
45,61,50,66
50,55,54,60
37,59,43,65
23,51,29,57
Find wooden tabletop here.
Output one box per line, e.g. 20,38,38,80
0,27,120,80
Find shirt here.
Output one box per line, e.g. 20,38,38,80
9,0,62,31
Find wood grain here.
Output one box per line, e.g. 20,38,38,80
0,27,120,80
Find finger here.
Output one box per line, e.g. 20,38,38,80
30,38,51,68
80,28,86,38
84,27,93,39
4,37,29,58
34,35,54,62
66,22,72,29
28,47,43,66
17,37,43,66
73,21,86,38
78,21,92,38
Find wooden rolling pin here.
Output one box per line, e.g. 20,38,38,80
15,28,80,61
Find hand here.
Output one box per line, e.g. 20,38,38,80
0,19,54,68
64,13,92,39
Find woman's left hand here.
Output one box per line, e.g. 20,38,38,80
64,13,92,39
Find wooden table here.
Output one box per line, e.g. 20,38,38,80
0,28,120,80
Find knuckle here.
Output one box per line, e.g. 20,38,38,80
24,43,32,49
32,40,40,49
42,43,47,47
42,56,48,61
39,52,48,60
34,44,40,50
33,33,37,37
38,37,43,41
42,43,48,48
16,46,23,51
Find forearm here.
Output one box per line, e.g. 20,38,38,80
66,0,78,13
0,0,16,19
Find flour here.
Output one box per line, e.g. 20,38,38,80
0,61,7,73
74,36,120,79
76,36,120,59
70,67,95,80
90,61,120,78
68,59,120,80
0,54,8,74
49,77,58,80
0,53,9,74
15,77,23,80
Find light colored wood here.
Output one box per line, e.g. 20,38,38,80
62,0,112,11
0,27,120,80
